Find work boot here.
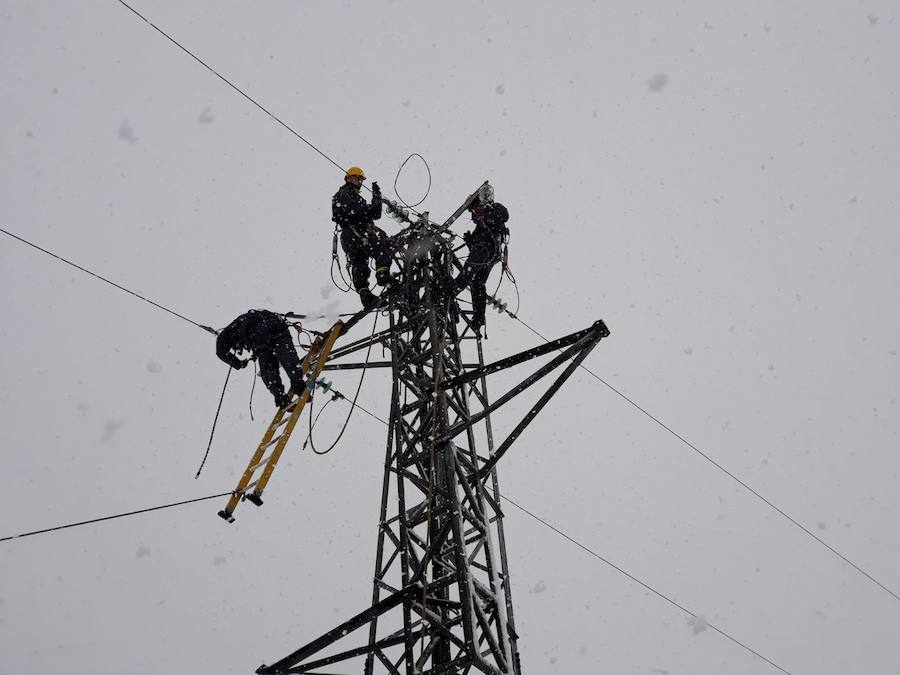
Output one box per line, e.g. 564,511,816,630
359,288,379,311
274,392,292,409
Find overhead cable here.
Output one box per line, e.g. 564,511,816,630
503,308,900,604
115,0,346,176
309,379,791,673
0,227,218,335
195,365,233,478
0,492,233,543
502,494,791,674
307,313,379,455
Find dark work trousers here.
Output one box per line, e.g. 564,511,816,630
455,238,500,328
341,226,393,290
253,328,305,403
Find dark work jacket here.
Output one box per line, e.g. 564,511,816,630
216,310,287,369
332,183,382,231
466,202,509,260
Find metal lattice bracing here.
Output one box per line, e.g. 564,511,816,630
256,191,609,675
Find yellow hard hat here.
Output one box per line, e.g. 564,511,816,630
345,166,366,179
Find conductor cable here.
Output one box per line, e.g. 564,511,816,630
1,227,217,335
0,492,233,543
502,309,900,604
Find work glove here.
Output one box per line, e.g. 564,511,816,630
371,181,381,197
232,358,248,370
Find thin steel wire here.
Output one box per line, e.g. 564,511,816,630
505,311,900,604
0,492,233,543
1,227,217,334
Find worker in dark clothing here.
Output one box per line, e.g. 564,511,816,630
455,199,510,335
216,310,306,409
332,166,393,310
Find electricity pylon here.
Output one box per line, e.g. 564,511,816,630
256,186,609,675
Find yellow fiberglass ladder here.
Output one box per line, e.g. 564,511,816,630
218,321,344,523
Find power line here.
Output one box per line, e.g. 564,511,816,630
0,379,791,671
36,0,882,661
0,222,789,672
504,310,900,604
0,492,232,543
104,0,899,607
502,494,791,674
319,383,790,673
115,0,346,176
317,383,389,428
0,227,218,335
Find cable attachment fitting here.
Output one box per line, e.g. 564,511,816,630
488,295,517,319
315,378,345,401
384,198,413,225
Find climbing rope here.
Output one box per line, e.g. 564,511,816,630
330,228,354,293
301,394,335,452
194,366,232,478
393,152,432,209
248,360,258,421
305,312,380,455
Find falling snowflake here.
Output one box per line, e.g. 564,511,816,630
647,73,669,92
688,614,708,634
99,418,127,443
118,119,137,143
198,106,215,124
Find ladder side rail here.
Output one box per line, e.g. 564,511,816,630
219,340,321,518
251,321,344,498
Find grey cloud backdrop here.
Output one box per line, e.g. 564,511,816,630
2,1,899,673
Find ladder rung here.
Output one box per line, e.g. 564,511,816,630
264,434,284,450
237,479,259,494
247,453,274,473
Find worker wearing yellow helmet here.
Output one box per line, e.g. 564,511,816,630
332,166,393,310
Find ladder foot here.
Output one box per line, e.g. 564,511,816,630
218,509,235,523
246,493,264,507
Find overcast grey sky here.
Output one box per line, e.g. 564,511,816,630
2,1,899,674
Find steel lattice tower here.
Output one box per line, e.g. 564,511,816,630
256,190,609,675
